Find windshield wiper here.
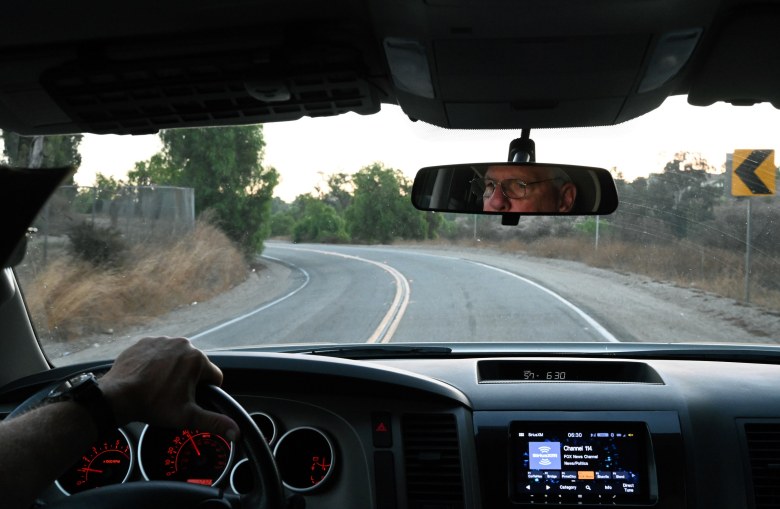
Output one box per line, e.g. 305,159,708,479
286,345,453,359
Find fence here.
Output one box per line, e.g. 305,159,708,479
33,186,195,261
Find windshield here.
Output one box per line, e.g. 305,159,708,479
9,97,780,365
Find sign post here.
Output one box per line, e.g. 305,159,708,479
730,149,776,304
745,199,752,303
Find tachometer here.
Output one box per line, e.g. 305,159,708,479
56,428,133,495
139,426,234,486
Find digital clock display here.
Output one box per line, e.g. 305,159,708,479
522,370,567,380
477,360,664,384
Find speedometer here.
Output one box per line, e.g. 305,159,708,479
139,426,234,486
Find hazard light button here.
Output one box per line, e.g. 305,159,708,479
372,412,393,447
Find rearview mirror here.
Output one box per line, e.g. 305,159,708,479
411,163,618,215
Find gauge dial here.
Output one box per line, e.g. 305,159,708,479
230,458,253,494
250,412,277,444
139,426,233,486
56,428,133,495
274,427,335,492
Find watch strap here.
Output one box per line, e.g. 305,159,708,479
74,376,117,437
48,373,118,437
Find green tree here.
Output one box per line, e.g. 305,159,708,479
72,172,126,214
575,216,611,236
271,196,291,214
94,173,124,200
127,153,171,186
268,197,293,236
132,126,278,255
1,132,83,169
1,132,83,188
317,172,353,212
646,152,719,238
345,163,428,243
292,196,349,243
270,212,295,237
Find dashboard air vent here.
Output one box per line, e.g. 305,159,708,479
402,413,464,509
745,422,780,508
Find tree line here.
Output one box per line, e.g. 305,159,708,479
0,127,451,258
269,163,452,244
5,128,777,261
116,128,451,250
602,151,780,258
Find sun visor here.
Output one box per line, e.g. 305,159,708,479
430,34,650,128
0,165,73,268
688,5,780,108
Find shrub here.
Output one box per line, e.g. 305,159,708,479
270,211,295,237
292,200,350,243
67,222,127,267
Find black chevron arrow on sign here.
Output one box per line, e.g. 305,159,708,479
735,150,772,195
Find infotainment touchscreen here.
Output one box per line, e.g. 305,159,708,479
509,421,654,505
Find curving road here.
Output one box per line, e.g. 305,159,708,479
192,243,615,349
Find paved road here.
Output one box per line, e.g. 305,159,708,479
193,243,615,349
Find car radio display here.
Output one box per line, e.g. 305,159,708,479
509,421,654,505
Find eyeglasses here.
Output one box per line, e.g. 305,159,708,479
470,177,560,200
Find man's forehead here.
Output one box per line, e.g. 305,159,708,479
485,165,546,180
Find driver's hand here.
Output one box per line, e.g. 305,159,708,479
99,336,239,441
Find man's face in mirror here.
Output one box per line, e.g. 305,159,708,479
481,165,577,213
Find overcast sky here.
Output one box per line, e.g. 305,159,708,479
76,95,780,202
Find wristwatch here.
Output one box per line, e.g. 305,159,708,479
46,372,117,437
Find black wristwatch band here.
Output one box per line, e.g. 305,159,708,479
46,373,118,437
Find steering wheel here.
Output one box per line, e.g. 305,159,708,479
10,383,286,509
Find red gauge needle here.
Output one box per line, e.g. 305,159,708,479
79,468,104,474
185,431,201,456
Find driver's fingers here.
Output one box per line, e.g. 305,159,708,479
186,403,240,442
198,358,224,386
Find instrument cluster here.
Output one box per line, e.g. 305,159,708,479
53,411,337,497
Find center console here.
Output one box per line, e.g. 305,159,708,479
474,411,685,508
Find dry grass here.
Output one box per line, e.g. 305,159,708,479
23,221,247,341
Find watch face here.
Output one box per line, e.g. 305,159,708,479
48,373,95,399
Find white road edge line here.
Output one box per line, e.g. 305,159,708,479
469,261,619,343
272,245,410,344
190,255,310,341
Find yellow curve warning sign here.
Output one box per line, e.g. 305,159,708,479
732,149,775,196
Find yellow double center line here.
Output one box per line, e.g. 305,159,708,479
276,246,410,343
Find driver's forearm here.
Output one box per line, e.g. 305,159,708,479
0,401,98,509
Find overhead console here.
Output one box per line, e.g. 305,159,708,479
474,411,685,508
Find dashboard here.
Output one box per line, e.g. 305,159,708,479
3,350,780,509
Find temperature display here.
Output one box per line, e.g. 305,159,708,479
274,427,336,492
